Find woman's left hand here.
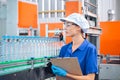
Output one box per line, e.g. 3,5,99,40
51,65,67,77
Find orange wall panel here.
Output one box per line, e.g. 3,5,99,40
40,23,63,37
18,1,38,28
65,1,82,16
48,23,63,37
100,21,120,56
48,23,63,30
66,36,72,44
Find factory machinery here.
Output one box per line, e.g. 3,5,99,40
98,21,120,80
0,36,64,80
97,54,120,80
0,0,120,80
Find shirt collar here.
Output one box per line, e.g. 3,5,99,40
78,40,89,50
68,40,88,51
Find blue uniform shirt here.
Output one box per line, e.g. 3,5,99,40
59,39,98,75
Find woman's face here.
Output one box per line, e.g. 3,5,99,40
64,22,81,37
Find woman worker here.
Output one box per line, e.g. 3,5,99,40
51,13,98,80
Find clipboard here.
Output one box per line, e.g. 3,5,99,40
51,57,83,80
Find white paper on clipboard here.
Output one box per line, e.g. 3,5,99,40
51,57,83,80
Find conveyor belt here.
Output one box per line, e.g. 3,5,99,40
0,58,49,76
0,63,45,76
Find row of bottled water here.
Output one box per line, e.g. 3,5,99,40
0,36,64,62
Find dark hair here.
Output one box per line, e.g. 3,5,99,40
81,29,84,33
81,29,87,39
59,33,63,41
72,23,84,34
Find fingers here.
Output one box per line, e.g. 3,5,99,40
52,65,56,70
52,65,56,68
51,65,58,72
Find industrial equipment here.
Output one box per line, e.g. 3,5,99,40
98,21,120,80
0,36,64,80
0,0,119,80
98,55,120,80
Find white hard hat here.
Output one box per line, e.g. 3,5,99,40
60,13,90,33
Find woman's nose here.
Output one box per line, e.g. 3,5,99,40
63,27,67,30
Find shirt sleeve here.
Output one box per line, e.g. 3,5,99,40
59,46,65,57
85,45,98,75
